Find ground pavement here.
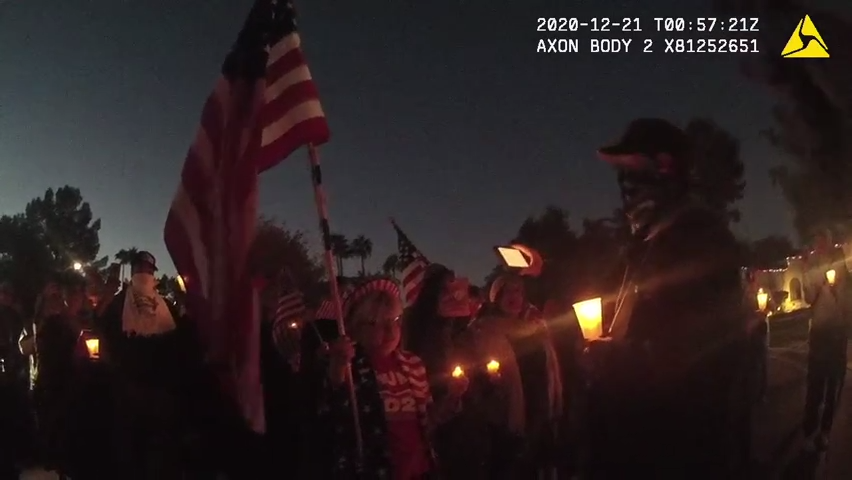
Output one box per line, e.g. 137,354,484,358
752,311,852,479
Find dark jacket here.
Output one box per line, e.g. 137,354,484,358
586,205,749,477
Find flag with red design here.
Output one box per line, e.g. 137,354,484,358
163,0,328,433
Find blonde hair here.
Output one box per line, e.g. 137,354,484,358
347,290,400,332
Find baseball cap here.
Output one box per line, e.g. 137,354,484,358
598,118,691,173
132,251,158,271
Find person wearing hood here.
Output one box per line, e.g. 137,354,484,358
582,119,751,477
97,251,194,478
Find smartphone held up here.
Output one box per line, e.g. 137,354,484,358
494,244,542,277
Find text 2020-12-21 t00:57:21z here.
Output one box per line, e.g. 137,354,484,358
535,17,760,33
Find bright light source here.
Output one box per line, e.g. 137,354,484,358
756,288,768,311
495,246,530,268
72,262,83,271
573,297,603,340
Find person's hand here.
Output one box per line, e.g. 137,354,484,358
328,336,355,365
580,337,616,377
327,337,354,386
19,335,35,356
447,373,469,398
104,275,121,296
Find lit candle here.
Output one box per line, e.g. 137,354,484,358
85,338,100,359
451,365,464,378
486,359,500,375
573,297,603,340
826,269,837,285
289,321,298,329
756,288,768,312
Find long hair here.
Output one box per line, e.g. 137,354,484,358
403,264,452,352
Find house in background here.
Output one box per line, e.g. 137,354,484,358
750,243,851,314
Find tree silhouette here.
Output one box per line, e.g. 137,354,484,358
717,0,852,241
248,217,324,303
329,233,350,276
745,235,797,269
0,186,103,315
115,247,139,281
685,118,746,223
382,253,400,279
23,186,103,268
350,235,374,276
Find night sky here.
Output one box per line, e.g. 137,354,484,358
0,0,848,282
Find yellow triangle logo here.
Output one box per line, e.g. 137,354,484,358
781,15,829,58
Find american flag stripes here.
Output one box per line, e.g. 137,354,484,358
314,298,336,320
271,290,305,368
275,290,306,327
390,219,430,305
163,0,328,433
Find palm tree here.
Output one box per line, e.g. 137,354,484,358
381,253,400,279
350,235,373,276
114,247,139,281
329,234,349,276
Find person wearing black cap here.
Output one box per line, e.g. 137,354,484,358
96,250,192,478
581,119,751,477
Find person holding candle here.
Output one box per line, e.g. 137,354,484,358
31,276,82,473
476,273,563,478
585,118,752,477
403,264,490,478
801,231,852,451
316,278,468,479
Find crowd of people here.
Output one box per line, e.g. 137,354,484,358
0,118,849,479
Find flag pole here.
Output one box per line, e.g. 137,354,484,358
306,143,364,461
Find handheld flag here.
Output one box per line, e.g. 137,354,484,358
390,219,430,305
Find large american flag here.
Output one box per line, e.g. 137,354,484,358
391,221,430,305
163,0,328,433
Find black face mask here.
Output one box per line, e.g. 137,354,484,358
617,169,661,237
617,168,686,238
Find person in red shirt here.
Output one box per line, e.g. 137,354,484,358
326,279,468,479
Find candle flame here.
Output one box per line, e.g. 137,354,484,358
452,365,464,378
486,359,500,373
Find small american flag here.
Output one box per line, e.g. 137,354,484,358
314,298,336,320
163,0,328,433
271,289,305,368
275,290,306,327
391,220,430,305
